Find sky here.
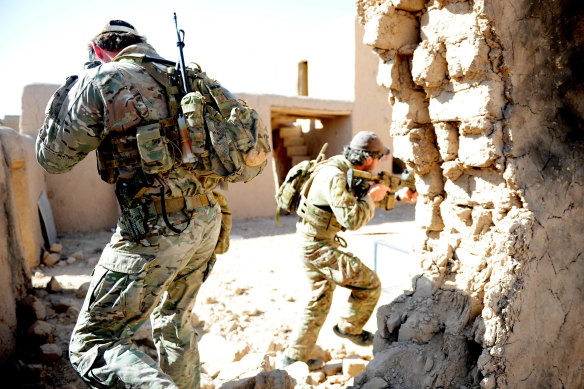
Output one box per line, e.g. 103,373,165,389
0,0,358,119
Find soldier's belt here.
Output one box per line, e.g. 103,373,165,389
153,194,212,214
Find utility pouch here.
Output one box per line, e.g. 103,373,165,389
136,123,173,174
181,92,211,170
213,191,232,254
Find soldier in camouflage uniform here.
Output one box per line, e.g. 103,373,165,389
36,20,223,388
282,131,417,370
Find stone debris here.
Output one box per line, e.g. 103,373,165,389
42,253,60,267
76,282,90,299
26,320,54,343
66,256,77,265
49,243,62,254
48,277,62,292
323,360,343,376
39,343,63,361
71,251,84,260
342,356,368,377
87,256,100,266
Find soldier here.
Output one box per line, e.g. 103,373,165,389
282,131,417,370
36,20,223,388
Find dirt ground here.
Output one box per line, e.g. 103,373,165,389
7,202,418,388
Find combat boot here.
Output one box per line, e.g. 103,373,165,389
333,324,374,346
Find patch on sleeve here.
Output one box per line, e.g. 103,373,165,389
330,175,357,207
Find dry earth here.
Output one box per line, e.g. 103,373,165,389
6,202,418,388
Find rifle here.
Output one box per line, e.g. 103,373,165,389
347,169,416,210
172,12,195,163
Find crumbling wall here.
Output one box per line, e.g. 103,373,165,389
0,127,33,363
354,0,584,388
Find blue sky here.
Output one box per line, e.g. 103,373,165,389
0,0,357,118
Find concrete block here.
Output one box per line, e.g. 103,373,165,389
283,136,305,147
286,145,308,157
445,38,490,79
279,125,302,138
412,41,448,89
363,10,419,50
434,122,459,162
390,0,426,12
428,80,505,122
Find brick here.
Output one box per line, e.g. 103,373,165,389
390,0,426,12
42,253,60,267
458,132,503,168
392,127,440,176
283,136,305,147
421,3,477,43
363,10,419,50
412,41,448,89
377,56,413,91
428,80,505,122
279,125,302,138
286,145,308,157
415,195,445,231
390,90,431,129
433,122,459,162
445,38,490,79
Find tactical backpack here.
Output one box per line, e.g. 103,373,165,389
117,54,271,184
275,143,328,225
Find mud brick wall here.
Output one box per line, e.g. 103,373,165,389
354,0,584,388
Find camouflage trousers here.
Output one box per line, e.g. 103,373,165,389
287,234,381,361
70,202,221,389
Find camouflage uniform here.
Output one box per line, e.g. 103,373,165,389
286,155,381,361
36,43,222,389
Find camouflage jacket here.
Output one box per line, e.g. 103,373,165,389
36,43,221,198
298,155,375,239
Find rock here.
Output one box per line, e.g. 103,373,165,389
309,371,325,385
342,357,368,377
283,360,309,384
26,320,54,343
76,282,90,299
255,369,293,389
66,256,77,264
200,374,215,389
48,277,62,292
323,360,343,376
49,243,62,254
22,295,47,321
234,344,250,362
42,253,60,267
87,257,100,266
362,377,388,389
39,343,62,361
217,353,271,382
71,251,84,260
218,377,254,389
48,295,80,313
31,272,52,289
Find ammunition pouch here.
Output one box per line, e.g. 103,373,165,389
213,191,231,254
297,196,344,233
